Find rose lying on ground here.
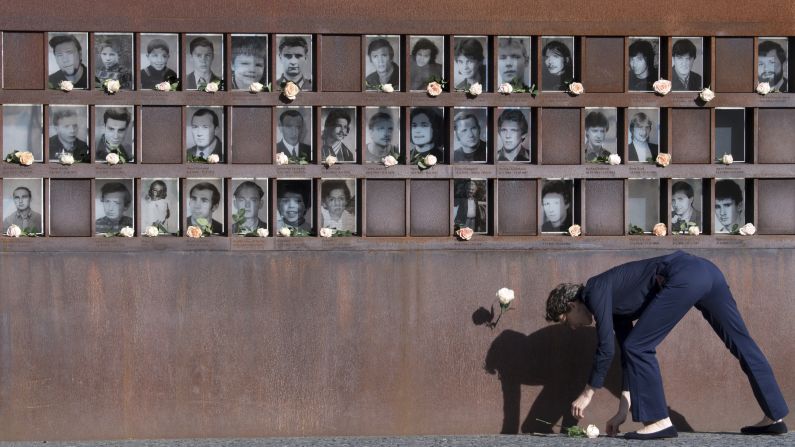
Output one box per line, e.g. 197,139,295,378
586,424,600,438
496,288,515,306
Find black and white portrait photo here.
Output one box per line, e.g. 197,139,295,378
583,107,617,162
49,105,89,162
671,179,702,231
140,33,179,89
453,179,488,234
320,179,357,233
498,37,531,90
454,36,488,90
320,107,357,163
409,107,445,164
627,108,660,163
364,107,400,163
758,38,788,93
95,106,134,163
628,37,660,92
3,178,43,235
95,179,134,235
541,36,574,91
185,34,223,90
671,37,704,91
140,178,179,235
715,108,745,163
276,106,313,162
3,105,43,162
186,106,224,162
276,179,313,233
496,108,531,163
541,179,574,233
231,34,268,91
185,178,224,234
232,179,268,234
409,36,444,91
94,33,134,90
47,32,89,90
452,107,488,163
714,179,745,234
275,34,313,91
628,179,660,233
365,35,400,90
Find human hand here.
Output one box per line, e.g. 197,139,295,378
571,387,594,419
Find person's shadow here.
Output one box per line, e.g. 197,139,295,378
475,310,693,434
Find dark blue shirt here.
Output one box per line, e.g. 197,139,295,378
581,250,688,388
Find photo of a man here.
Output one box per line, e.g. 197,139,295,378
186,107,224,162
276,108,312,162
276,180,312,233
541,179,573,233
95,180,134,235
186,180,224,234
714,179,745,234
140,34,179,89
671,38,703,91
497,37,531,90
320,107,356,162
95,107,133,162
453,109,487,163
275,35,313,91
185,35,222,90
671,180,701,231
453,179,488,233
496,108,531,162
3,179,43,234
49,106,89,162
584,108,617,163
365,36,400,90
48,33,88,89
758,39,788,93
232,180,268,234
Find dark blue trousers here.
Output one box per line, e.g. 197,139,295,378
622,253,789,422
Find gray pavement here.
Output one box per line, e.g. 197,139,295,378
0,433,794,447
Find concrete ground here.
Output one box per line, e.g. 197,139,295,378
0,433,793,447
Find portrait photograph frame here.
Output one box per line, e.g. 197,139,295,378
453,35,488,91
275,106,314,163
319,107,357,163
540,36,575,92
230,34,269,91
452,107,488,164
628,178,661,234
714,178,746,234
95,178,135,236
186,106,225,163
275,34,313,92
715,107,746,163
3,178,44,235
364,35,401,91
540,178,575,234
185,33,224,91
583,106,618,163
275,178,313,235
47,32,90,90
497,36,532,90
139,33,180,90
140,178,180,236
364,106,400,164
94,105,135,164
409,106,446,165
48,104,90,163
408,35,445,92
3,104,43,162
758,37,789,93
453,178,489,234
185,178,225,235
93,32,134,91
627,107,660,163
628,36,661,92
496,107,532,163
319,178,357,235
671,37,704,91
670,178,703,233
231,178,269,235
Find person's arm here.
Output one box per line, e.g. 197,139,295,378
606,390,631,437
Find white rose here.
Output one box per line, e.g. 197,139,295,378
652,223,667,237
498,82,513,94
144,225,160,237
119,226,134,238
381,83,394,93
105,79,121,94
319,227,334,238
106,153,120,165
59,153,75,165
279,227,292,237
256,227,269,238
59,80,73,92
699,87,715,102
6,224,22,237
468,82,483,96
18,151,35,166
496,287,515,306
282,81,300,100
739,223,756,236
382,155,398,167
423,154,437,167
756,82,771,95
275,152,290,165
455,227,474,241
324,155,337,167
207,154,220,164
155,81,171,91
427,81,443,97
568,224,582,237
568,82,584,95
608,154,621,165
655,152,671,167
688,225,701,236
653,79,672,95
249,82,265,93
721,154,733,165
186,225,203,238
204,81,219,93
586,424,600,438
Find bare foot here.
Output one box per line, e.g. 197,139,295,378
637,417,673,434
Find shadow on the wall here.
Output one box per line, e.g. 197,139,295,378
475,310,693,434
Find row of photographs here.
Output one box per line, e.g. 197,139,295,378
2,177,748,236
3,105,750,164
41,33,791,93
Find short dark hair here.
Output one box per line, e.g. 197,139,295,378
49,34,82,53
542,40,573,78
232,36,267,61
97,37,123,56
758,40,787,64
234,181,264,200
12,186,32,198
190,182,221,207
410,107,443,147
368,111,393,129
51,108,79,126
103,107,131,126
146,38,170,55
189,36,214,55
672,39,697,59
324,108,351,131
279,36,309,54
101,182,132,207
585,111,609,131
628,39,656,73
715,179,743,205
672,181,694,199
498,109,528,135
499,37,528,60
411,38,439,64
545,283,584,322
454,112,480,131
368,38,394,60
277,180,310,206
541,180,572,205
192,108,219,128
454,38,484,63
321,180,351,202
